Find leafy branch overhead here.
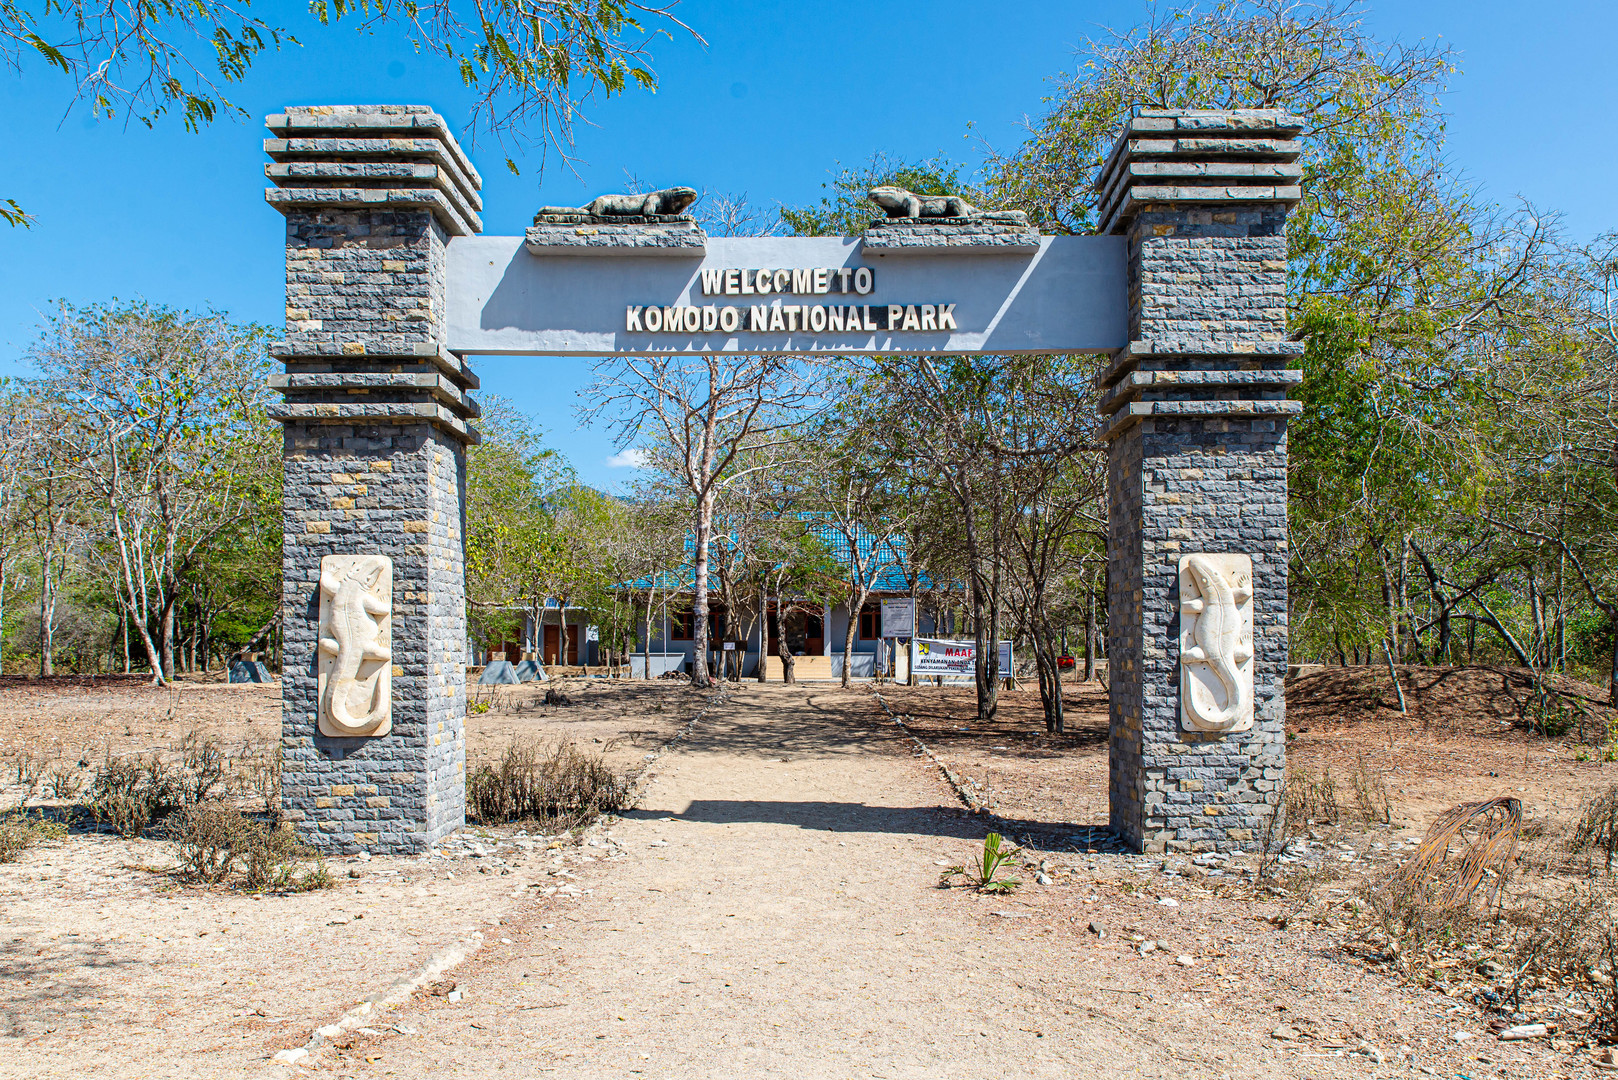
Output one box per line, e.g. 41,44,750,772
0,0,699,221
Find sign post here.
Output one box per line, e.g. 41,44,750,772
879,599,916,683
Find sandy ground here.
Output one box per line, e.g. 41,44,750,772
0,675,710,1080
308,684,1611,1079
1,672,1614,1078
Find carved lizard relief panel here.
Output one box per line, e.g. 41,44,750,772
1178,553,1255,734
317,554,393,738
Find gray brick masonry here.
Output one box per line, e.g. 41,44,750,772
266,106,479,855
1098,110,1303,854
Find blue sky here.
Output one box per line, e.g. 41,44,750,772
2,0,1613,488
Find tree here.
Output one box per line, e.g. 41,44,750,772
584,354,819,687
465,397,571,658
24,300,273,683
4,0,700,222
0,384,33,666
796,428,910,689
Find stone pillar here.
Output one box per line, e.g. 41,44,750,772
264,105,483,854
1096,110,1305,853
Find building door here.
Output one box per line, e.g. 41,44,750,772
543,625,559,666
565,627,579,666
804,611,823,655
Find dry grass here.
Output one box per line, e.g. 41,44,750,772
1569,785,1618,875
170,802,331,892
1284,757,1392,828
0,810,66,862
466,737,631,829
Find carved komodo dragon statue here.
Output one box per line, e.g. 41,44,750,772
535,186,699,221
868,185,980,219
1179,554,1253,731
318,555,392,735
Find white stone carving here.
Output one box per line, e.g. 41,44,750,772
1178,553,1254,733
317,554,393,737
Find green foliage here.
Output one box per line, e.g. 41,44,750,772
941,832,1022,894
466,397,574,651
983,0,1453,235
781,153,970,236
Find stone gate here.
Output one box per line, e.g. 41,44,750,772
263,104,1301,856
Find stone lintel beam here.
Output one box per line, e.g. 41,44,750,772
1096,109,1305,235
523,220,708,256
1099,397,1303,442
1097,368,1304,416
264,137,483,211
860,220,1041,255
269,343,480,391
1099,340,1306,389
267,371,482,417
267,401,480,444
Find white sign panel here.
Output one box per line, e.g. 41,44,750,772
911,639,1013,677
880,599,915,638
446,236,1127,356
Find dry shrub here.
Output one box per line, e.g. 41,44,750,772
8,751,45,805
467,738,630,828
1349,755,1391,825
171,803,330,892
234,739,282,817
1496,882,1614,1008
46,765,83,800
87,730,271,837
176,732,226,805
89,752,181,837
1569,786,1618,875
1285,763,1340,824
1287,760,1390,827
0,811,66,862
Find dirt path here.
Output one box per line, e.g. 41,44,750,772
316,685,1556,1080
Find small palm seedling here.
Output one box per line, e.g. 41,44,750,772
941,832,1022,894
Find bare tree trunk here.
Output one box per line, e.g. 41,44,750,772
1607,612,1617,708
972,572,990,715
160,594,176,681
1083,580,1097,682
559,601,572,675
692,495,713,687
642,589,655,680
773,596,794,685
754,584,768,683
38,543,55,676
840,599,858,689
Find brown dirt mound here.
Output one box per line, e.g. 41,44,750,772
0,673,157,691
1286,664,1614,740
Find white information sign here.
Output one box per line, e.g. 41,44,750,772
880,598,915,638
911,639,1013,677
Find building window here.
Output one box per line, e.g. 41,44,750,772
859,603,881,640
709,609,727,642
671,609,694,641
